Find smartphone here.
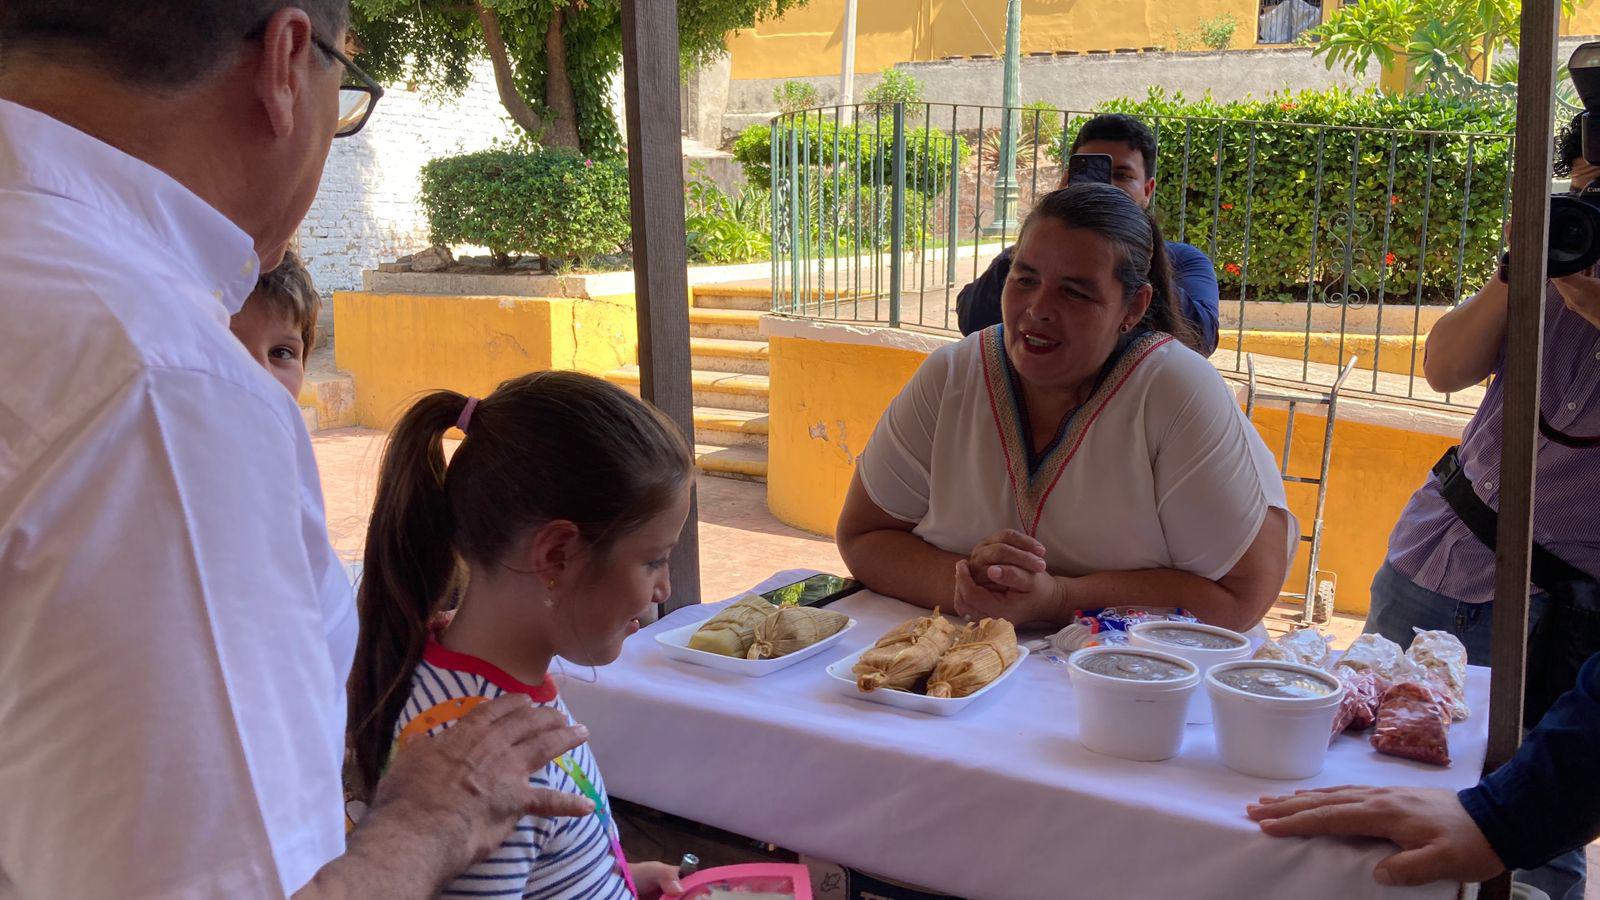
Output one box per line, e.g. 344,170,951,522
759,573,864,608
1068,152,1114,186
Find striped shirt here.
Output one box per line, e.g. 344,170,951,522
1387,286,1600,602
393,640,634,899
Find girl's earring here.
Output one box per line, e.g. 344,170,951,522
544,578,558,608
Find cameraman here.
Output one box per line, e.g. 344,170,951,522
1362,114,1600,900
954,113,1221,354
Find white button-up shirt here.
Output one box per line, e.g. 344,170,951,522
0,99,355,897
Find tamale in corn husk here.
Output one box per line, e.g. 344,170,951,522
926,618,1019,698
687,594,777,657
746,606,849,660
852,609,962,692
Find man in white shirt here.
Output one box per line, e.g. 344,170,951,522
0,3,591,897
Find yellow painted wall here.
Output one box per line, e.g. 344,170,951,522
1215,330,1425,376
333,292,638,430
730,0,1600,82
766,335,930,534
765,331,1462,615
728,0,1266,80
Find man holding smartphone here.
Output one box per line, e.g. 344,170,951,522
955,113,1221,355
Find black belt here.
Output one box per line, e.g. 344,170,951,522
1432,446,1595,593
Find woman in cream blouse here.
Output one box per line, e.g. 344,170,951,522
837,184,1297,631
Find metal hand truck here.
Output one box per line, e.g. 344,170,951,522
1244,355,1358,626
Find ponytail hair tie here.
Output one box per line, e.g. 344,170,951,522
456,397,480,435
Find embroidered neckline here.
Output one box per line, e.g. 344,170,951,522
980,325,1172,536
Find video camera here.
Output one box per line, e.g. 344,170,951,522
1549,42,1600,276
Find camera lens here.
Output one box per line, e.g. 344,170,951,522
1548,194,1600,277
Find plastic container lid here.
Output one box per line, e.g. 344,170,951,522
1128,621,1249,653
1069,647,1199,691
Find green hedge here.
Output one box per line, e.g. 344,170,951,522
1075,88,1514,302
734,117,971,194
420,148,631,266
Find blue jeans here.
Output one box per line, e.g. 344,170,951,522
1366,562,1584,900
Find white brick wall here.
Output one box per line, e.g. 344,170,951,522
297,61,515,290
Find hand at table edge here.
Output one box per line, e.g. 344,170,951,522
630,861,685,899
1246,785,1506,888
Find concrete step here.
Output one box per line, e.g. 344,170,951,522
605,366,770,413
689,307,763,342
690,336,770,376
298,353,356,432
692,406,769,449
692,285,770,312
693,442,767,482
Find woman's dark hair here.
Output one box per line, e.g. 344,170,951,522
346,370,693,799
1018,182,1201,352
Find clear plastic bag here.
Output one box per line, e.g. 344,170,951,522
1370,681,1452,766
1334,633,1420,683
1406,629,1470,721
1253,628,1332,668
1329,669,1386,739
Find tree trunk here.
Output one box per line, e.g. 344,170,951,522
475,2,546,137
542,7,582,149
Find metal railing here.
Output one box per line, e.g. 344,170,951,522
769,101,1514,407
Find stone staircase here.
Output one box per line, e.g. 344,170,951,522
605,285,772,482
299,313,357,433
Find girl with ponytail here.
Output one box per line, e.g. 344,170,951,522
347,370,694,899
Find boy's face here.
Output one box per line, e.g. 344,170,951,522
230,299,307,399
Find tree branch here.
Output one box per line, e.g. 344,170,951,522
474,1,545,137
542,6,582,149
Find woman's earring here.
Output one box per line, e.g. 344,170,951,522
544,578,558,608
1119,323,1132,334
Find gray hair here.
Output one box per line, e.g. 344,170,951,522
0,1,351,86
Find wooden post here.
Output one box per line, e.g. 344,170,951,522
621,0,701,614
1481,2,1558,898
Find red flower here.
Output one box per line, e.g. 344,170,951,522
1280,102,1296,112
1385,252,1397,266
584,158,594,167
1221,202,1234,210
1224,262,1242,276
1391,194,1402,206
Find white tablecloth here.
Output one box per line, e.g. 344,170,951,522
561,575,1490,900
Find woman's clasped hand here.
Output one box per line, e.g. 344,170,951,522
955,530,1067,626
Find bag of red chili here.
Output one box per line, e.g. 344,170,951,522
1370,681,1452,766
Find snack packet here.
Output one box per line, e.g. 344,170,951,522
1370,681,1452,766
1334,633,1420,683
1406,629,1470,721
1329,669,1386,739
1253,628,1332,668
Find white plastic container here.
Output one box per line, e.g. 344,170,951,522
1207,660,1346,780
1068,646,1200,762
1128,621,1252,725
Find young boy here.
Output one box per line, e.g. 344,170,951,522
229,248,320,397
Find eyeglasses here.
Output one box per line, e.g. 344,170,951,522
309,35,383,138
244,20,384,138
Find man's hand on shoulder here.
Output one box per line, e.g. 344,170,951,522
1553,271,1600,330
295,695,592,900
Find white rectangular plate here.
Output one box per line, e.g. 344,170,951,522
825,645,1032,716
656,617,858,677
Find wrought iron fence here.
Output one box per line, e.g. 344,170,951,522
768,101,1515,407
